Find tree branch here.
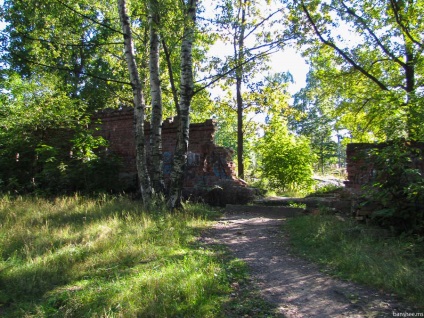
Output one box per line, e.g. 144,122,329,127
15,32,124,48
10,52,131,86
340,1,405,67
244,8,282,40
193,46,278,94
55,0,123,35
389,0,424,50
301,2,389,91
161,39,180,113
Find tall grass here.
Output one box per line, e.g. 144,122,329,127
285,214,424,307
0,195,230,317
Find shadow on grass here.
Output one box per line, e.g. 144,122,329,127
0,198,137,260
1,244,231,317
0,199,253,317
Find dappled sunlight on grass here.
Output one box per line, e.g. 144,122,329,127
0,195,231,317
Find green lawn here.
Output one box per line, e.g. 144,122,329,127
0,194,278,317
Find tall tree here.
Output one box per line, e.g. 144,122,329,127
167,0,197,209
235,0,248,180
118,0,152,203
148,0,165,194
214,0,286,179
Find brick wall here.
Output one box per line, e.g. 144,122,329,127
93,108,241,190
345,142,424,191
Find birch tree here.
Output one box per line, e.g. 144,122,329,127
148,0,165,194
167,0,197,209
118,0,152,203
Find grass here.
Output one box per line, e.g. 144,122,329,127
0,194,280,317
285,214,424,308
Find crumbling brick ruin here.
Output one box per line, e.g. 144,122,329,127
344,143,381,191
344,142,424,218
93,108,255,205
345,142,424,191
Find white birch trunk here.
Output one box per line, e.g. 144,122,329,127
148,0,165,194
118,0,152,203
167,0,197,209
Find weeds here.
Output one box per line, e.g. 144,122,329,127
0,195,279,317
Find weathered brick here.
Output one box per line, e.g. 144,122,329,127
92,108,243,192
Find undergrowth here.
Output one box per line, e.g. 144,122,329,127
285,214,424,308
0,194,279,317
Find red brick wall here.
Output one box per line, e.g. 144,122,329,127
93,108,240,189
345,142,424,191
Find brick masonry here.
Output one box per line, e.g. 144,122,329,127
92,108,243,191
345,142,424,191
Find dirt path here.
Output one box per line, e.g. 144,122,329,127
202,209,417,318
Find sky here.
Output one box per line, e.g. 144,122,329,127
203,1,310,99
266,47,308,94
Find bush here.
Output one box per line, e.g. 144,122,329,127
255,116,316,193
0,129,122,195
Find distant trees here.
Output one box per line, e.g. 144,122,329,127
285,0,424,234
213,0,286,179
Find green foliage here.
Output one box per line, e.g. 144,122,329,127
0,74,119,195
286,214,424,306
311,184,343,196
256,115,316,193
212,73,293,181
2,0,128,111
364,141,424,234
291,89,343,173
287,0,424,142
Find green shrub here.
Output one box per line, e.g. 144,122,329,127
255,116,316,193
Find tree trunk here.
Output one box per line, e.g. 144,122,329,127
118,0,152,203
167,0,197,209
162,40,180,114
235,0,247,180
236,76,244,179
403,39,419,140
148,0,165,194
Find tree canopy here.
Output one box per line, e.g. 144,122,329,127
288,0,424,141
0,0,423,205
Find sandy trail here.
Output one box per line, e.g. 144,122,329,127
202,210,417,318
